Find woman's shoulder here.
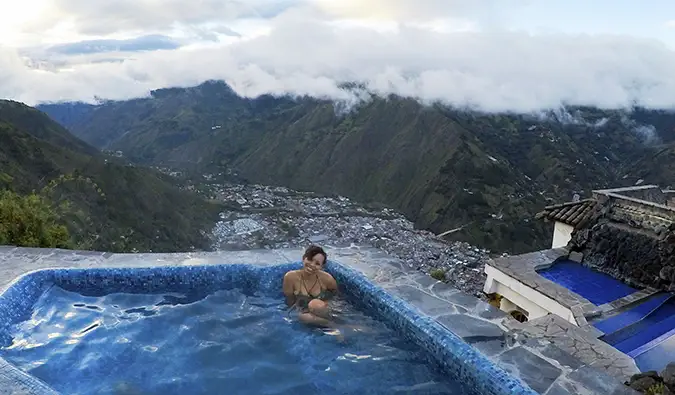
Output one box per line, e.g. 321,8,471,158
318,271,337,287
318,271,335,280
284,270,301,280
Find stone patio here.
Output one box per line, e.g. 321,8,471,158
0,245,637,395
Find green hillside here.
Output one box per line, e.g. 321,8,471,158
0,100,221,252
38,83,675,253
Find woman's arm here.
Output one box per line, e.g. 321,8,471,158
282,272,297,307
322,272,338,293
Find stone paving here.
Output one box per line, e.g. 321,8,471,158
0,245,637,394
489,248,644,381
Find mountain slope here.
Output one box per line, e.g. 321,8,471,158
0,100,221,252
38,83,675,253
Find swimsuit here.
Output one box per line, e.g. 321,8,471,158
294,273,335,310
295,289,335,309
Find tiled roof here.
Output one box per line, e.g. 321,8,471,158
535,198,598,227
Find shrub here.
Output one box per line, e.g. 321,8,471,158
0,189,71,248
430,268,446,281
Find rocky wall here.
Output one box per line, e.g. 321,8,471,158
569,218,675,291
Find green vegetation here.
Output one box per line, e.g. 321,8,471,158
0,100,221,253
430,268,446,281
0,190,70,248
38,82,675,253
646,382,666,395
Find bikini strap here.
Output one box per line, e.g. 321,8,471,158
300,273,322,297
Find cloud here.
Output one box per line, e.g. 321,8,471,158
667,20,675,28
3,3,675,113
45,35,183,55
311,0,530,24
45,0,297,35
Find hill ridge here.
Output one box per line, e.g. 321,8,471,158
37,81,675,253
1,99,220,252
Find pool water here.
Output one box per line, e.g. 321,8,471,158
537,260,636,305
1,285,460,395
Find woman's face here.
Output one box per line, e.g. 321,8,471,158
303,253,326,274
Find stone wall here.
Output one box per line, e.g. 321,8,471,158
606,186,668,205
569,194,675,291
570,221,675,290
604,197,675,233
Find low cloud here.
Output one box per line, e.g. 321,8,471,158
46,0,296,35
46,35,183,55
3,4,675,113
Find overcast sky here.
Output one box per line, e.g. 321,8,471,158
1,0,675,112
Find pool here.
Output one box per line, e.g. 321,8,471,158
1,284,456,394
0,261,535,395
537,260,637,306
0,260,536,395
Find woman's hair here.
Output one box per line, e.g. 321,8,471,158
303,245,327,262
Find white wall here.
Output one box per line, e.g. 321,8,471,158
552,222,574,249
483,265,577,325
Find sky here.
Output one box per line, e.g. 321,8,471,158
1,0,675,112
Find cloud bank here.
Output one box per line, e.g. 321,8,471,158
46,35,183,55
2,0,675,113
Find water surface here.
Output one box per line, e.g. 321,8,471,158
1,285,462,395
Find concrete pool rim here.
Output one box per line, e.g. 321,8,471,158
0,256,537,395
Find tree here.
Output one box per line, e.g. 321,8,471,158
0,190,71,248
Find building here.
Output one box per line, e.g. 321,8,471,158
534,198,597,248
534,185,675,249
482,185,675,374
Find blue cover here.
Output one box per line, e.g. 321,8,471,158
538,260,636,305
593,293,671,334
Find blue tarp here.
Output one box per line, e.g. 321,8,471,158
537,260,675,372
537,260,637,305
593,293,671,334
607,299,675,354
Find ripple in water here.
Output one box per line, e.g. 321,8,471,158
0,286,465,395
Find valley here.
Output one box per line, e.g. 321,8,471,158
39,82,675,254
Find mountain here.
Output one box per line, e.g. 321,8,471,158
0,100,221,252
38,81,675,253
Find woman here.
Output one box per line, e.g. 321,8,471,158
283,245,338,327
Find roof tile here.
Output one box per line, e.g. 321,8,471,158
535,199,598,228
